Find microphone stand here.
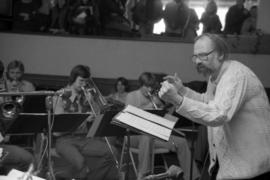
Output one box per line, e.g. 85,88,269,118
45,96,55,180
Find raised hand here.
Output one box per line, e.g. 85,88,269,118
158,81,183,107
163,73,186,95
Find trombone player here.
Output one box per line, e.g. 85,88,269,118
54,65,120,180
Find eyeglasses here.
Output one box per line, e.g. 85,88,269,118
191,49,215,62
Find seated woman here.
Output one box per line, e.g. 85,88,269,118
107,77,129,105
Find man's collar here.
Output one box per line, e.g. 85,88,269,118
210,60,231,85
67,85,81,103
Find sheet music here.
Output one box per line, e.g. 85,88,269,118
115,112,171,141
124,105,178,129
7,169,45,180
113,105,179,141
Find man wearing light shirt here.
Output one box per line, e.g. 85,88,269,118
159,33,270,180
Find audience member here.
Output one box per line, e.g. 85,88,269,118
131,0,163,36
54,65,120,180
224,0,249,35
163,0,199,40
126,72,200,180
98,0,131,36
12,0,41,32
68,0,99,35
200,0,222,34
35,0,51,32
241,5,257,35
49,0,69,33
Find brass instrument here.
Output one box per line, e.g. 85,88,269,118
0,79,24,121
81,77,109,116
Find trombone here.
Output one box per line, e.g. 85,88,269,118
81,77,109,117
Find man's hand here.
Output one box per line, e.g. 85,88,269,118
158,81,183,107
163,73,186,95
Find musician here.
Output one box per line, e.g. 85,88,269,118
5,60,35,92
126,72,200,180
54,65,119,180
0,60,34,174
159,33,270,180
107,77,129,104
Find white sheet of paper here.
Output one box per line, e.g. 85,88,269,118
115,111,171,141
8,169,45,180
124,105,178,129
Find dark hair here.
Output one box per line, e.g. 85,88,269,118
6,60,25,80
0,60,4,78
69,65,91,84
194,33,230,61
115,77,129,92
7,60,24,72
138,72,157,88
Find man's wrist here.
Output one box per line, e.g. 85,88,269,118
173,95,183,109
178,86,187,96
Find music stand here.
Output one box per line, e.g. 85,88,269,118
45,111,89,180
5,113,48,135
87,109,168,180
5,112,89,178
173,113,199,180
50,113,89,133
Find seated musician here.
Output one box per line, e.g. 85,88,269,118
126,72,200,180
54,65,120,180
5,60,35,92
106,77,129,107
0,60,34,174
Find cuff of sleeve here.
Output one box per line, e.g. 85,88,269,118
175,96,192,116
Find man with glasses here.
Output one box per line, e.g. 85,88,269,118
159,33,270,180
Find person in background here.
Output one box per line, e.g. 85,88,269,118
130,0,163,36
5,60,35,92
159,33,270,180
163,0,199,40
107,77,129,104
13,0,41,32
224,0,249,35
241,5,257,35
200,0,222,34
69,0,100,35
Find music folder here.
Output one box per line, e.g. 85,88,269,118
111,105,182,141
6,113,89,134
